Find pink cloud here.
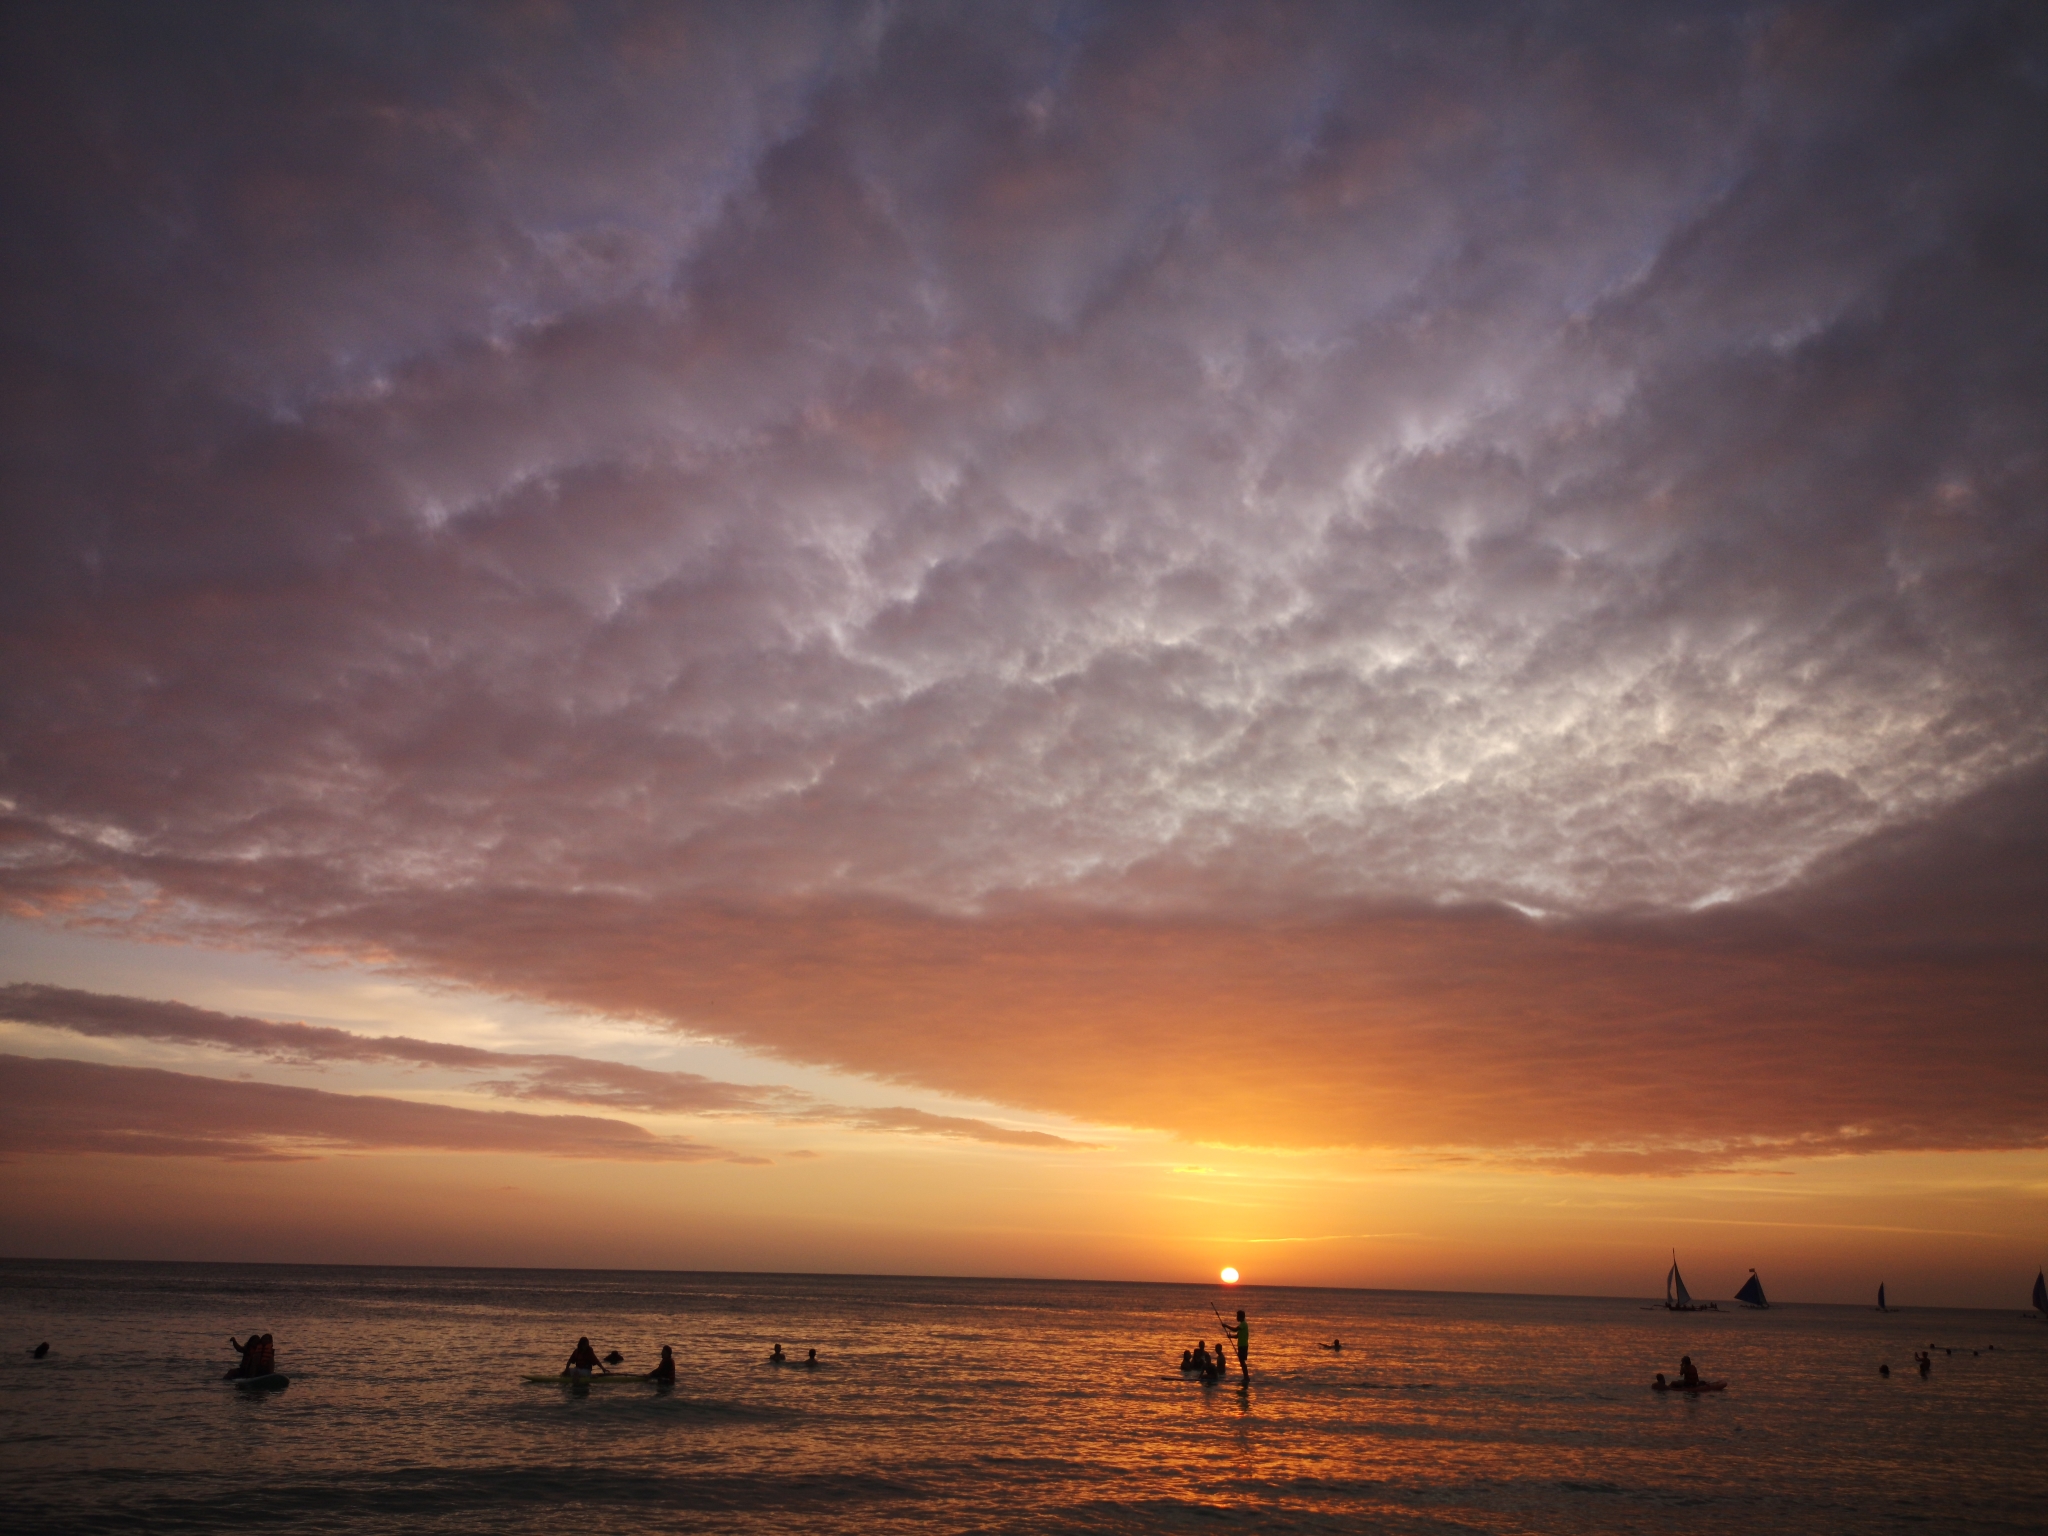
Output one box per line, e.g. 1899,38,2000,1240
0,1055,732,1163
0,984,1098,1151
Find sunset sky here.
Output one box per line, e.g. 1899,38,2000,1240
3,2,2043,1306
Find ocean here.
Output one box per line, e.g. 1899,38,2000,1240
1,1260,2041,1533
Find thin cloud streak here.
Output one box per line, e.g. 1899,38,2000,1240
0,983,1098,1151
0,1055,734,1163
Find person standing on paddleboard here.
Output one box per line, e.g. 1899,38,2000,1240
1229,1309,1250,1379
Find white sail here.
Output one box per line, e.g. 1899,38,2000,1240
1667,1257,1692,1308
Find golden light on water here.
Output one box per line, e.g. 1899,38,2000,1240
1219,1267,1239,1284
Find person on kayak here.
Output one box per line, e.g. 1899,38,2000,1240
564,1337,606,1376
1229,1310,1250,1379
1677,1355,1700,1388
646,1345,676,1383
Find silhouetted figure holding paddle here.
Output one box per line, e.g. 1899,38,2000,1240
226,1333,274,1379
1228,1309,1249,1379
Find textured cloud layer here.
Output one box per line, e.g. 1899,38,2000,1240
3,4,2043,1162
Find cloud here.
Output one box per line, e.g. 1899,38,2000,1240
0,981,794,1114
1,4,2043,1167
0,1055,733,1163
0,983,1098,1150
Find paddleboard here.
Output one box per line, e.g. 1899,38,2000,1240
523,1373,656,1386
230,1373,289,1390
1651,1379,1726,1392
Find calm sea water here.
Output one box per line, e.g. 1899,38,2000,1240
1,1260,2042,1533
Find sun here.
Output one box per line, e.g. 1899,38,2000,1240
1219,1267,1239,1284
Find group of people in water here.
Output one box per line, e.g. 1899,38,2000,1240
1178,1308,1252,1381
556,1337,825,1380
1653,1353,1706,1390
563,1336,677,1381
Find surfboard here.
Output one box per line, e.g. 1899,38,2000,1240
523,1373,659,1385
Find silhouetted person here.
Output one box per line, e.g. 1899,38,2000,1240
1320,1339,1343,1351
1180,1347,1194,1370
1918,1353,1931,1378
1229,1309,1250,1379
646,1345,675,1383
770,1343,785,1362
804,1348,818,1367
1879,1363,1890,1377
30,1343,48,1359
603,1349,625,1366
564,1336,603,1375
226,1333,274,1379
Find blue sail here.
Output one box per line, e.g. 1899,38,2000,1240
1735,1269,1768,1308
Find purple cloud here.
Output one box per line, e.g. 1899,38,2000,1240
1,4,2042,1165
0,1055,732,1163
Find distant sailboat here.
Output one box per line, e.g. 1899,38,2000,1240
1735,1268,1770,1309
1877,1282,1887,1313
1665,1252,1714,1311
2032,1269,2046,1318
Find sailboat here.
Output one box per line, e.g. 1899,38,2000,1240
2032,1268,2046,1318
1665,1252,1714,1311
1735,1268,1770,1309
1877,1282,1888,1313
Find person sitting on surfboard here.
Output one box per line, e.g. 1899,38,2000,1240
1677,1355,1700,1388
564,1337,605,1376
646,1345,676,1383
226,1333,274,1380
